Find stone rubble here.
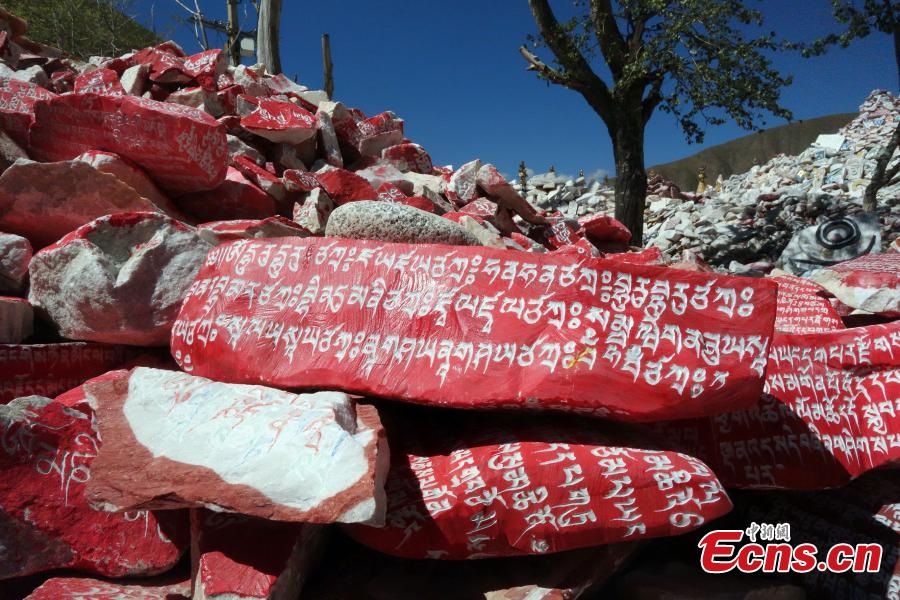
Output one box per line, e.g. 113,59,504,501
0,7,896,598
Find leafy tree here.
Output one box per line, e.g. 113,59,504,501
799,0,899,87
796,1,899,211
520,0,793,243
3,0,160,58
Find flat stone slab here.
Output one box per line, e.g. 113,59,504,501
29,93,227,194
0,395,187,579
346,406,731,559
172,238,778,421
84,367,388,524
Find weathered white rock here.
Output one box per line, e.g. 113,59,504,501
325,201,480,246
0,231,30,293
28,212,211,346
456,215,505,249
119,63,149,96
84,368,388,524
0,296,31,343
293,188,334,235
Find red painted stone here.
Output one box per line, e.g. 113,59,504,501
131,44,189,85
577,214,632,245
607,247,665,265
84,368,388,524
396,195,436,213
810,252,900,317
347,407,731,559
191,509,325,600
283,169,322,194
176,166,276,222
29,93,227,194
49,69,75,94
0,395,187,579
172,237,777,421
73,68,124,96
231,154,286,202
24,575,191,599
241,98,317,145
0,77,55,146
0,342,137,404
544,218,586,250
770,274,844,334
381,142,433,174
315,169,377,205
651,322,900,489
180,49,227,90
376,181,408,203
335,111,404,158
197,216,310,245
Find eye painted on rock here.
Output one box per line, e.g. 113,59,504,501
815,218,862,250
780,213,881,276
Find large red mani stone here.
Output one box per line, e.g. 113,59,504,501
0,396,187,579
172,237,777,421
346,407,731,559
28,93,228,194
651,322,900,489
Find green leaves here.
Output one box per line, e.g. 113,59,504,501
5,0,160,59
525,0,793,143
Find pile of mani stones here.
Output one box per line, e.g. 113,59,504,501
0,6,897,600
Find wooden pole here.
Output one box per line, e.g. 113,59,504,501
226,0,240,66
322,33,334,100
257,0,283,74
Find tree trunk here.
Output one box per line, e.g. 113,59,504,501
256,0,282,74
863,119,900,212
611,117,647,246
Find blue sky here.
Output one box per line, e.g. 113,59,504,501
132,0,896,179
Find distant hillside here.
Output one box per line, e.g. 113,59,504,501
649,113,856,191
3,0,160,58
